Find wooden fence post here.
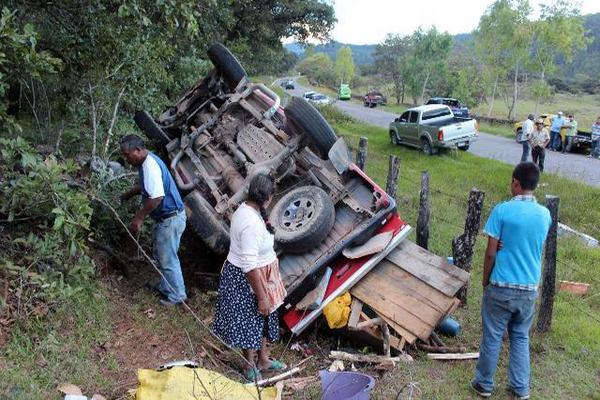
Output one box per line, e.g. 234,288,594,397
385,155,400,198
453,188,485,306
416,171,430,250
536,195,560,333
356,137,368,171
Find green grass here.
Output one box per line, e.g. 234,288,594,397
321,109,600,399
478,121,516,139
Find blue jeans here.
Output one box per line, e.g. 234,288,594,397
153,210,187,302
520,141,530,162
550,130,561,150
592,139,600,158
473,285,538,397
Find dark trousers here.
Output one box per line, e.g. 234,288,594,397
532,146,546,172
562,136,573,153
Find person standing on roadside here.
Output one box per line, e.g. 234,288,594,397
561,114,577,154
120,134,188,306
589,116,600,159
471,162,552,400
518,114,535,162
549,111,565,151
529,118,550,172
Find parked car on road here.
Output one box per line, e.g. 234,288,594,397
303,91,316,100
389,105,479,154
338,84,351,100
426,97,469,118
364,91,387,108
134,43,399,308
284,79,295,90
308,94,330,105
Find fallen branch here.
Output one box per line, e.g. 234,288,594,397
426,352,479,360
249,367,301,387
417,343,466,354
356,317,385,330
329,350,413,364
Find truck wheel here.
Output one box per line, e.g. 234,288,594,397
207,43,247,88
134,110,172,147
390,132,399,145
458,144,469,151
270,185,335,254
285,97,337,159
184,191,230,254
515,128,522,142
421,138,434,156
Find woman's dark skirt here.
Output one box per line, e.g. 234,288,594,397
213,261,279,350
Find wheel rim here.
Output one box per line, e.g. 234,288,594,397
391,134,397,145
280,196,316,232
422,141,431,154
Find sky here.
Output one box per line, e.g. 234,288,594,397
330,0,600,45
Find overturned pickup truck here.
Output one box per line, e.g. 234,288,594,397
134,44,409,310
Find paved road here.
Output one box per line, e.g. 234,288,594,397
284,83,600,187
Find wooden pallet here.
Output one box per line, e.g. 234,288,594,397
350,240,469,345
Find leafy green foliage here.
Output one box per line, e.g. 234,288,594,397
0,7,61,133
334,46,355,84
0,137,94,302
297,52,336,86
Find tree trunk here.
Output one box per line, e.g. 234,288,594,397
401,81,405,104
487,75,498,117
420,70,430,105
534,68,545,116
509,60,519,120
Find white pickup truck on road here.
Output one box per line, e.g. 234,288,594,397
389,105,479,155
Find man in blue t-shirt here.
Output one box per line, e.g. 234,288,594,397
120,134,187,306
549,111,565,151
471,162,552,400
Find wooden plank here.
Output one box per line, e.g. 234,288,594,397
361,324,404,352
379,314,418,344
426,352,479,360
348,298,363,330
393,240,470,283
386,241,468,297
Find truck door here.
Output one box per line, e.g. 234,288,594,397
395,111,410,141
405,111,420,145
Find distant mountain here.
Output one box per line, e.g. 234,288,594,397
284,41,376,65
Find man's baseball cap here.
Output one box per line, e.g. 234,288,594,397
558,111,564,115
536,118,544,124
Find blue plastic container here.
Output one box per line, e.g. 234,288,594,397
438,316,461,337
320,371,375,400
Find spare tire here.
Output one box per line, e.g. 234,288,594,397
270,185,335,254
184,191,230,254
134,110,172,147
207,43,247,88
285,97,337,159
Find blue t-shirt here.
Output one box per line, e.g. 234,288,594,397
550,116,565,132
138,152,183,221
484,196,552,289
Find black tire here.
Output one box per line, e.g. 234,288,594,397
285,97,337,158
134,110,172,146
421,138,434,155
270,186,335,254
458,144,469,151
184,191,230,254
516,128,522,142
390,131,399,145
207,43,247,88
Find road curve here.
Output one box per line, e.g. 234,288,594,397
283,82,600,188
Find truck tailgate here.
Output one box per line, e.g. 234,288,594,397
436,119,477,142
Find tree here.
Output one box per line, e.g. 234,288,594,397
334,46,355,84
474,0,532,118
407,27,453,104
373,34,411,104
297,52,335,86
530,0,588,113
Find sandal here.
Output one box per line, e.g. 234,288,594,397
245,367,262,382
259,359,287,372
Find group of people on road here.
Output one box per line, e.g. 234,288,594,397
517,111,600,171
119,134,286,382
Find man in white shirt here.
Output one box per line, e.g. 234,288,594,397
120,134,187,306
519,114,535,162
528,119,550,172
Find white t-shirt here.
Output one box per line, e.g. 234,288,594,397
227,203,277,273
141,155,165,199
521,119,534,142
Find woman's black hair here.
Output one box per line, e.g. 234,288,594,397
247,174,275,234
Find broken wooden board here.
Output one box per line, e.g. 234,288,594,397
385,240,469,297
426,352,479,360
350,240,470,344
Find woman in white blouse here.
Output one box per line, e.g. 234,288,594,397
213,174,287,381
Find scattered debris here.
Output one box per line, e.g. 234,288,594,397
328,360,345,372
329,350,413,364
143,308,156,319
559,280,591,295
426,352,479,361
58,384,83,396
342,231,393,259
558,222,599,247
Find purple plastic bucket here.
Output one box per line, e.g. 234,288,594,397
320,371,375,400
